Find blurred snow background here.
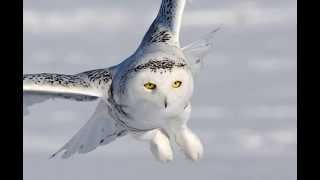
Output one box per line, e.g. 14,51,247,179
23,0,297,180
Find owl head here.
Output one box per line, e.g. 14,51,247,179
113,50,194,120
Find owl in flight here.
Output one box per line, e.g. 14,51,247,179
24,0,218,162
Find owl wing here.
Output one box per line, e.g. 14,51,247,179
50,100,127,159
23,68,112,116
24,68,127,158
138,0,186,49
182,28,220,76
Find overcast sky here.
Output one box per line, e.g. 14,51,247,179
23,0,297,180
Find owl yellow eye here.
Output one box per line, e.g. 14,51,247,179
144,82,157,90
172,81,182,88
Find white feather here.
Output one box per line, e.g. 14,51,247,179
183,28,220,75
24,0,213,162
50,100,125,159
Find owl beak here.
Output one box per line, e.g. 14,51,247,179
164,98,168,109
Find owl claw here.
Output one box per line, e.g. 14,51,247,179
175,127,204,161
149,129,173,163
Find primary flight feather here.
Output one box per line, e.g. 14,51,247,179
23,0,218,162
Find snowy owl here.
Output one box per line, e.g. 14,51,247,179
23,0,218,162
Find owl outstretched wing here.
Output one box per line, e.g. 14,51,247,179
138,0,186,49
24,68,127,158
182,28,220,76
50,100,127,159
23,68,112,116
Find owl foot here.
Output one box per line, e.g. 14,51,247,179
149,129,173,163
175,127,203,161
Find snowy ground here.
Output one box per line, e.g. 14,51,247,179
23,0,297,179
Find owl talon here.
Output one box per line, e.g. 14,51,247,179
149,129,173,163
175,127,203,161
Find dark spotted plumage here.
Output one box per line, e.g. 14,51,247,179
157,0,178,26
133,58,186,73
79,69,112,85
150,29,172,43
24,69,112,89
139,0,184,47
23,73,90,88
23,69,113,102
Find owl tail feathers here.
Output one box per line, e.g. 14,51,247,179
49,101,127,159
182,27,221,75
